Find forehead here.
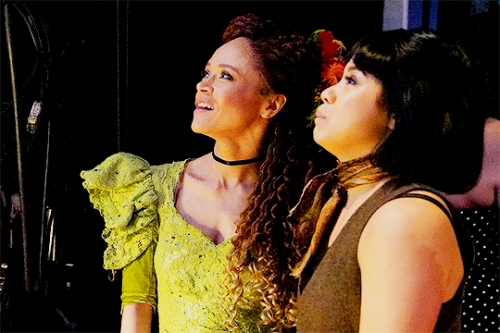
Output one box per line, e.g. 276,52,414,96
345,59,381,83
344,59,360,73
210,37,255,66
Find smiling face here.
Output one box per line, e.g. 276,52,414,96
192,37,273,141
313,60,394,162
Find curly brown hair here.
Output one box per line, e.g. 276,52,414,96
220,14,336,332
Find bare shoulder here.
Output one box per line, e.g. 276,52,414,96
482,118,500,205
361,192,453,245
357,192,464,331
445,117,500,209
478,117,499,184
358,191,463,302
485,117,500,138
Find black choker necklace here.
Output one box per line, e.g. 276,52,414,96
211,150,263,166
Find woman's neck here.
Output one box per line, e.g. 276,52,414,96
213,141,263,163
344,178,391,211
208,142,262,184
212,161,260,190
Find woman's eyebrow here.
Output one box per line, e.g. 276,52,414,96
205,62,241,75
218,63,240,75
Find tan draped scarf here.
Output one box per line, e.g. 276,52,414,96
290,157,389,278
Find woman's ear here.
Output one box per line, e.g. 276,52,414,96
261,94,287,119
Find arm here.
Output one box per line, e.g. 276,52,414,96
81,153,158,332
357,195,464,333
121,303,153,333
120,243,157,333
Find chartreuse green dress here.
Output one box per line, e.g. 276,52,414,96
81,153,261,332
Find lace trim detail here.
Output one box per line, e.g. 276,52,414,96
151,161,261,332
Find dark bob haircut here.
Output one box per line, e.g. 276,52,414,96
348,29,485,194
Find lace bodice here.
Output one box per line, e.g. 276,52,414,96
82,153,261,332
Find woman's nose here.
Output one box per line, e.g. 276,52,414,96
196,79,214,93
320,85,336,104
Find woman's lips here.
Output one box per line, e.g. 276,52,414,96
315,111,326,119
194,101,214,112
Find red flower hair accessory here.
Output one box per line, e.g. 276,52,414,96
307,30,346,125
312,29,346,88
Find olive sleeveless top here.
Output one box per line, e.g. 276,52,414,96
296,178,474,333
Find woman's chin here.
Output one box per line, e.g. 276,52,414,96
190,122,212,138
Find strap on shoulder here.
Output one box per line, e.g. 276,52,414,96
397,192,453,221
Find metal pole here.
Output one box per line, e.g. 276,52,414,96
116,0,129,152
4,2,32,293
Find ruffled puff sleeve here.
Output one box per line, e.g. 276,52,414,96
80,152,159,271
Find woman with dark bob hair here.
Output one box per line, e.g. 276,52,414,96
289,29,481,332
81,14,337,333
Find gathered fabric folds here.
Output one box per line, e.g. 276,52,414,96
80,152,159,270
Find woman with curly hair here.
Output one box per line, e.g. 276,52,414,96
81,14,339,333
289,29,482,332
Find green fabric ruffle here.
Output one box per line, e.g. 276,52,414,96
81,152,159,270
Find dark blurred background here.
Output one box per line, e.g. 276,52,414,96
0,1,498,332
